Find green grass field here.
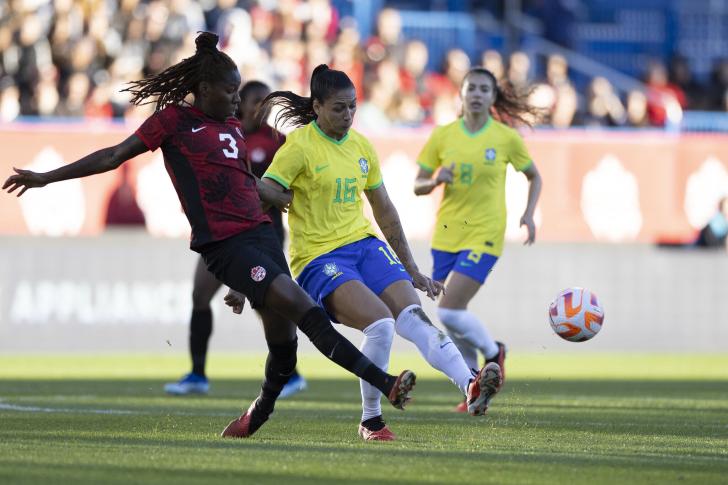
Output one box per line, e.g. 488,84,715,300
1,353,726,484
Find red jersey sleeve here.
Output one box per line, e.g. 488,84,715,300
134,106,177,151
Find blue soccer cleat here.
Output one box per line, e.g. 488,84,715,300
278,374,308,399
164,372,209,395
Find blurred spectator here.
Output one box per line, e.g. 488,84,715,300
356,80,394,133
366,8,405,66
550,83,578,128
507,51,531,89
625,90,650,128
0,80,20,122
644,60,686,127
695,197,728,249
105,163,146,228
669,55,705,110
400,40,429,106
481,49,505,81
582,77,626,127
707,59,728,111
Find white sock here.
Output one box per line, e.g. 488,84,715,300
437,308,499,359
446,330,479,373
395,304,472,395
359,318,395,422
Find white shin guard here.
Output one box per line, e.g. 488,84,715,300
395,304,472,394
359,318,395,422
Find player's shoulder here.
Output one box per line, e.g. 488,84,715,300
490,118,520,139
347,127,375,149
430,119,460,139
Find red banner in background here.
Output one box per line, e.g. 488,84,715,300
1,123,727,243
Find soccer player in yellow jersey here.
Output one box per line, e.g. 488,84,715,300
251,65,503,441
415,67,543,411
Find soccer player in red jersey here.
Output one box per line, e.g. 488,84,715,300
2,32,415,438
164,80,308,399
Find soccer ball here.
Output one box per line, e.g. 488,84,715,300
548,287,604,342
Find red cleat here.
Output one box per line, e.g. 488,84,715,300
453,400,468,413
387,370,416,410
466,362,502,416
486,341,507,384
221,400,265,438
358,424,396,441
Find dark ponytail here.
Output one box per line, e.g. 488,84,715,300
123,32,238,112
464,67,544,127
259,64,355,129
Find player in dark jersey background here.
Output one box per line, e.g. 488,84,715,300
3,32,416,439
165,80,308,398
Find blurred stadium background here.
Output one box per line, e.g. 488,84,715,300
1,0,727,353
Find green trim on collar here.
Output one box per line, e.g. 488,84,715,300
459,116,492,137
312,120,349,145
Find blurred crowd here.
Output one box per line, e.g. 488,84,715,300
2,0,728,129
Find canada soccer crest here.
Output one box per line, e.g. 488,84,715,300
358,158,369,174
250,266,266,282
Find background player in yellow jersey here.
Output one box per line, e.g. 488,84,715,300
414,67,543,411
247,65,503,441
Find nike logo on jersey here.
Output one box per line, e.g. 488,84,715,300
439,341,453,349
191,126,207,133
315,164,329,173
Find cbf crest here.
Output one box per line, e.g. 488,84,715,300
485,148,497,163
323,262,339,277
358,158,369,175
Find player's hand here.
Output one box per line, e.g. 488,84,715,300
410,271,445,300
520,213,536,245
3,168,48,197
435,163,455,185
224,289,246,314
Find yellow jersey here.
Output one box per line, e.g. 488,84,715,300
417,117,533,257
263,121,382,276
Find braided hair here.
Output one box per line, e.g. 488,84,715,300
464,67,544,127
258,64,354,129
123,32,238,112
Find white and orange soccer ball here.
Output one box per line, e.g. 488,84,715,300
548,287,604,342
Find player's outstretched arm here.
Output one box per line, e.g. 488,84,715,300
413,163,454,196
366,184,443,300
258,177,292,212
3,134,149,197
520,163,542,245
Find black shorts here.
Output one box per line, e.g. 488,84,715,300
199,223,291,308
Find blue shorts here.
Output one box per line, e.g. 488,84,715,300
297,237,412,318
431,249,498,284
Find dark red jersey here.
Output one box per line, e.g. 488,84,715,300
135,105,270,250
244,125,285,179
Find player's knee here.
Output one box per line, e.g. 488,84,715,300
297,306,332,342
362,318,395,346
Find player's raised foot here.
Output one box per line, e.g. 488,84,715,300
466,362,502,416
486,341,507,384
453,400,468,413
221,398,271,438
164,372,209,395
278,374,308,399
387,370,416,410
358,425,396,441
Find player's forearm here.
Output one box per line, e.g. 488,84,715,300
523,173,542,217
43,147,122,184
413,177,438,196
373,204,419,273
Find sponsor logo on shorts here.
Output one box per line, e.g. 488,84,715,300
322,262,343,280
250,266,267,282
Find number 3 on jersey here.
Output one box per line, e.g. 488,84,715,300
219,133,239,159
